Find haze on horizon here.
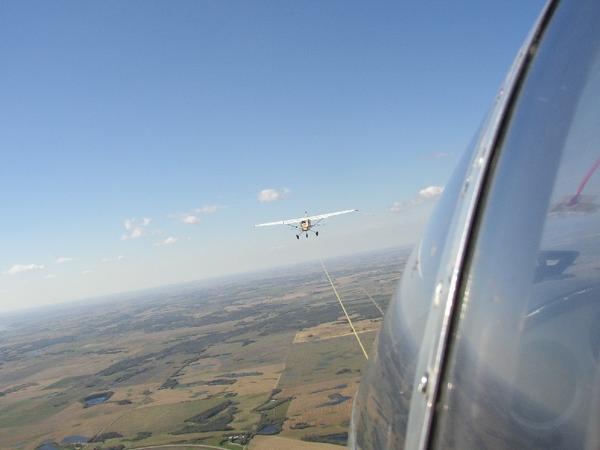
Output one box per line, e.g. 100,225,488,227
0,0,544,313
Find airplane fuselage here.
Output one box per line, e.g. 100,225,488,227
254,208,357,239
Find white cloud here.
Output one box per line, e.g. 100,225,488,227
182,215,201,225
389,202,405,213
258,188,290,203
155,236,178,247
419,185,444,199
194,205,219,214
81,270,93,275
130,228,144,239
175,204,220,225
5,264,45,275
44,274,56,279
102,255,125,263
390,185,445,213
55,256,75,264
122,217,152,240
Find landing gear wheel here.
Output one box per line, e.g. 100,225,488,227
306,233,308,238
316,231,319,236
296,235,300,240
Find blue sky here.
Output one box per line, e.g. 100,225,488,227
0,0,544,312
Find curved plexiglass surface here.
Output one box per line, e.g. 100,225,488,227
432,1,600,448
349,142,473,449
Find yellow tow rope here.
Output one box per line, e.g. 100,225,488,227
320,259,369,360
362,288,384,317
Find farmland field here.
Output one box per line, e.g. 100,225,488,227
0,247,408,449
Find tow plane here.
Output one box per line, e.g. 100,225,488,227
255,209,358,239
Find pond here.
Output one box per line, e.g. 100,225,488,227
256,424,281,435
37,442,58,450
318,392,352,407
83,391,113,407
62,435,89,444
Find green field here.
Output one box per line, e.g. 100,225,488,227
0,248,407,450
278,332,378,389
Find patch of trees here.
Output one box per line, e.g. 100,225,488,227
172,400,238,434
89,431,123,442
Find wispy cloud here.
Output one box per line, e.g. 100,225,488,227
5,264,45,275
389,202,404,213
181,215,201,225
194,205,220,214
155,236,178,247
81,270,93,275
101,255,124,263
258,188,290,203
55,256,75,264
390,185,445,213
122,217,151,240
419,185,444,199
177,204,221,225
44,274,56,279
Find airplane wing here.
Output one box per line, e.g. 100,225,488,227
307,209,358,222
254,209,358,227
254,216,306,227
